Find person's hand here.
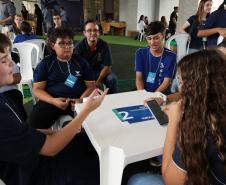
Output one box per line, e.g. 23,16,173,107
1,27,9,36
144,97,164,106
163,100,183,126
95,81,102,89
82,88,108,113
52,97,70,110
70,98,83,111
218,28,226,38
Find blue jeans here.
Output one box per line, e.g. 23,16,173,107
127,172,164,185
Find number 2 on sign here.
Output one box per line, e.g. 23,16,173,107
118,111,133,121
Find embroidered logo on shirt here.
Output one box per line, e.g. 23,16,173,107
97,53,102,62
75,70,81,76
160,63,164,68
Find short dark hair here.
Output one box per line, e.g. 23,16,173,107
47,28,74,54
20,21,32,34
83,19,98,31
0,33,12,52
53,11,61,17
145,21,166,36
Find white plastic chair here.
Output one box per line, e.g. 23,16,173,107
138,30,145,41
25,39,46,62
137,21,145,41
0,179,6,185
12,42,39,104
51,115,73,131
166,33,190,62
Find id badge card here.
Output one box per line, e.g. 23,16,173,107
64,74,78,88
146,72,156,83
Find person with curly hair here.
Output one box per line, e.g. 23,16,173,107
128,49,226,185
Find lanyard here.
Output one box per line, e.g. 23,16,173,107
66,61,71,74
148,48,164,73
5,102,23,124
57,58,71,75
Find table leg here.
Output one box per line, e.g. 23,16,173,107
100,146,125,185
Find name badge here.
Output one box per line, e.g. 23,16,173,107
146,72,156,83
64,74,77,88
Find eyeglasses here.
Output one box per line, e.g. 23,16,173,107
85,29,99,33
55,41,74,49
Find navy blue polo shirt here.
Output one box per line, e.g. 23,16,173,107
187,15,208,49
75,38,113,72
33,54,94,99
199,9,226,47
13,34,37,43
173,140,226,184
135,47,177,95
0,94,46,185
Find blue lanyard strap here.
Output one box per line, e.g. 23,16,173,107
148,48,164,73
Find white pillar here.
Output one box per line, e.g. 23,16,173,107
177,0,199,32
119,0,157,35
158,0,179,23
12,0,22,14
119,0,138,35
137,0,156,24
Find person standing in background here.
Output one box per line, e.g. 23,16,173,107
21,5,28,20
43,6,53,34
0,0,16,32
197,0,226,47
60,6,67,27
34,4,43,35
179,0,212,53
168,6,178,37
144,16,149,26
160,16,168,29
170,6,178,22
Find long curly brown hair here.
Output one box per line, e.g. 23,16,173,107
177,49,226,185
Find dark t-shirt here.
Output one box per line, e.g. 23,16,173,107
187,15,207,49
33,54,94,98
135,47,176,95
0,1,16,25
13,34,37,44
199,9,226,47
75,38,113,72
0,94,46,185
173,139,226,185
170,11,178,21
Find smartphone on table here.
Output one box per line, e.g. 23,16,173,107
146,99,168,125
